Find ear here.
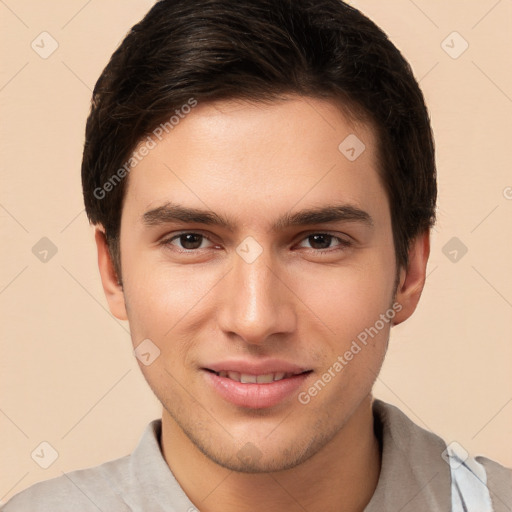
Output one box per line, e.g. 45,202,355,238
392,230,430,326
94,227,128,321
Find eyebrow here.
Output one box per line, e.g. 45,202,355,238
142,201,373,232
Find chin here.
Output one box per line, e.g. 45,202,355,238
195,442,314,474
177,415,337,474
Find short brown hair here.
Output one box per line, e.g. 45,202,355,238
82,0,437,278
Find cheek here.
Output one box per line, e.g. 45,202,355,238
291,258,396,343
122,257,219,344
125,266,208,390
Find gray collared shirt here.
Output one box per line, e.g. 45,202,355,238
2,399,511,511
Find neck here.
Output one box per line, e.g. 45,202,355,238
161,394,381,512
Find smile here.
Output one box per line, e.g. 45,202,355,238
203,367,313,409
211,370,298,383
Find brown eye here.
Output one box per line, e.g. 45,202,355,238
307,234,334,250
162,232,213,251
298,233,352,252
177,233,203,250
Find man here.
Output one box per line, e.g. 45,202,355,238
3,0,511,510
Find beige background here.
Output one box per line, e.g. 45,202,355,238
1,0,511,503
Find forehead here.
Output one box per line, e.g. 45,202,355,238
122,96,386,228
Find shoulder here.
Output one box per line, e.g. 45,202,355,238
477,456,512,511
372,399,512,510
1,419,172,512
1,455,133,511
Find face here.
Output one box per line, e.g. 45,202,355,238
97,96,428,473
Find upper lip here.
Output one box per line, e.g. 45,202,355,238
204,359,311,375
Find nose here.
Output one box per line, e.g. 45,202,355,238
216,245,297,346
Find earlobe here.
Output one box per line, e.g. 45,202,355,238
94,228,128,321
392,230,431,326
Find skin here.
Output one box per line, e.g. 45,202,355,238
96,96,430,512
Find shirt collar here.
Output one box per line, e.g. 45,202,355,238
127,399,452,511
365,399,452,511
124,419,197,511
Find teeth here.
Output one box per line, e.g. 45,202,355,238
240,374,258,383
256,374,274,384
227,371,241,382
216,371,292,383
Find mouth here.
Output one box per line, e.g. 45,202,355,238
202,365,313,409
204,368,311,383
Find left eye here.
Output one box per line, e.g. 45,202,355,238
162,232,350,252
297,233,351,251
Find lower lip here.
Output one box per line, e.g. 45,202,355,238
204,370,311,409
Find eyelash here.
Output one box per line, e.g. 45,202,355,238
159,231,353,255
